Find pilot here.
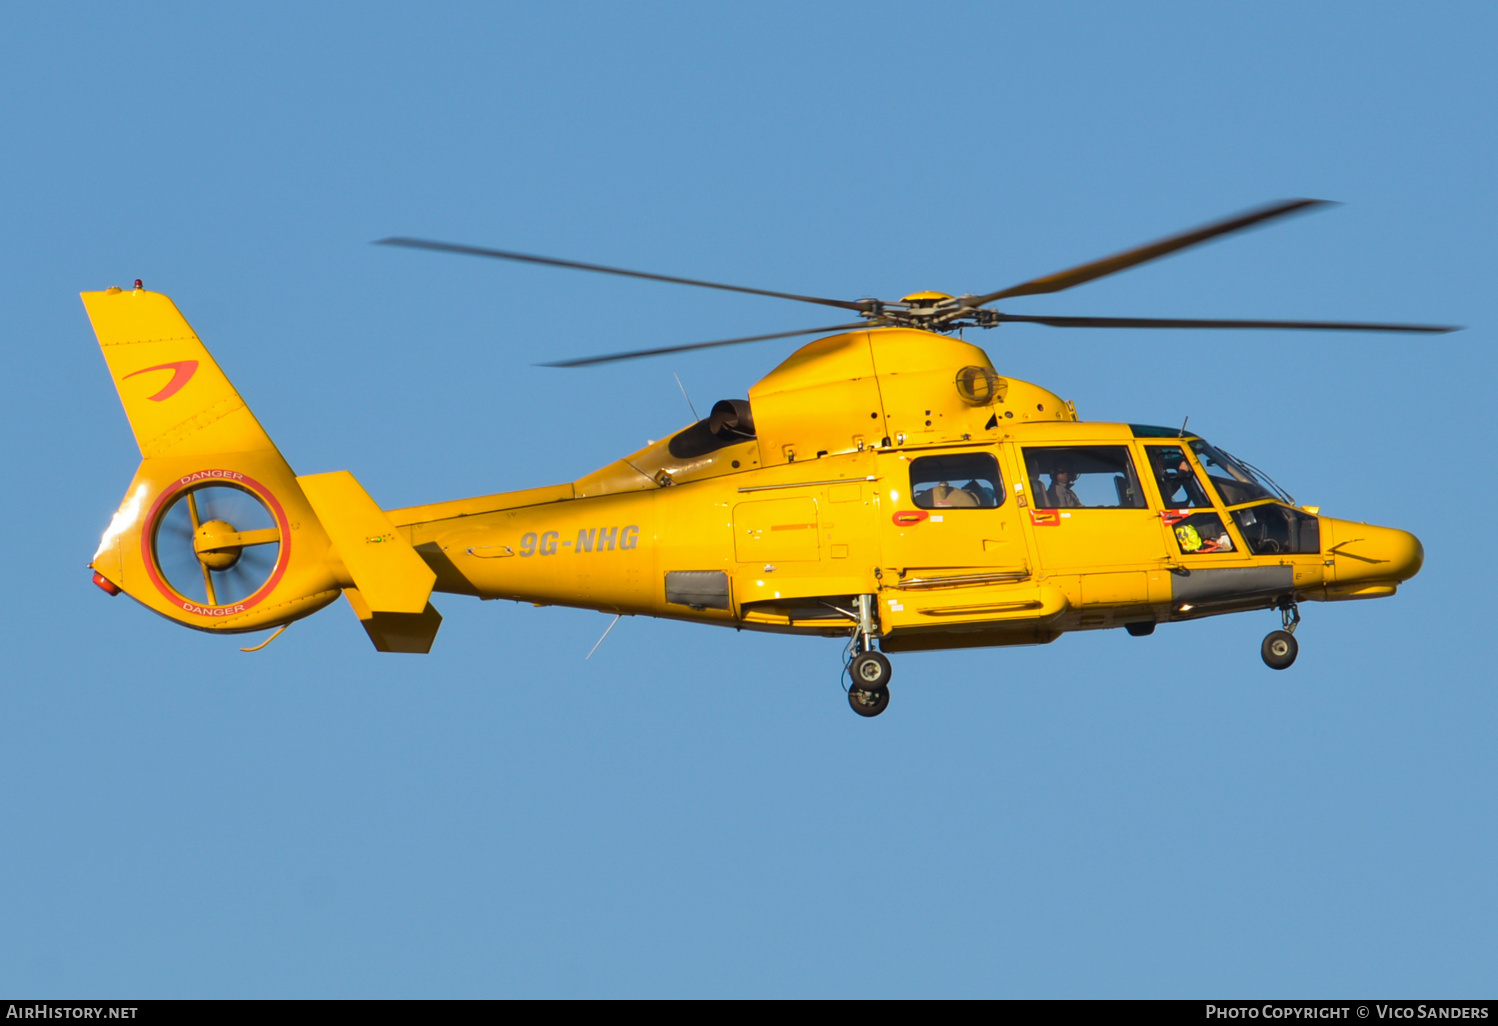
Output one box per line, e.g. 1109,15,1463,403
1047,464,1081,508
1151,449,1204,507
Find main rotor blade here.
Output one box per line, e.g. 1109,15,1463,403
994,312,1459,333
973,199,1333,305
541,323,871,368
377,237,869,313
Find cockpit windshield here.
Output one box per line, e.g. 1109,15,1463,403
1188,440,1294,507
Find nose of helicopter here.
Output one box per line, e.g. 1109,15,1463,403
1323,518,1424,587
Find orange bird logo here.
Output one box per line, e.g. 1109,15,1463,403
124,360,198,401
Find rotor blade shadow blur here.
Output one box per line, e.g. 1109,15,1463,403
379,199,1456,367
540,323,871,368
994,313,1460,332
972,198,1335,304
376,238,870,312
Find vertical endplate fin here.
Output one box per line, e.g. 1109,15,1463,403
342,588,443,654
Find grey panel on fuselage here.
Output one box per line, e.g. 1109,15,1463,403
1171,565,1294,605
665,570,731,610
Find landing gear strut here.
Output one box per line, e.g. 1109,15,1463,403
845,594,891,717
1261,601,1300,670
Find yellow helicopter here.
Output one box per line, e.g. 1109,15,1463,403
85,200,1451,716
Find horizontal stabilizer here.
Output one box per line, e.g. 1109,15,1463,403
298,471,436,614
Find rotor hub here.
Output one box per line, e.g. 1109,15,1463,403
193,519,243,570
866,292,991,334
899,291,954,306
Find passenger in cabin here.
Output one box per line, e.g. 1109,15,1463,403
909,453,1002,510
929,481,979,507
1046,463,1082,508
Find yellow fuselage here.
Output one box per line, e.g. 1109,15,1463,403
390,420,1420,650
83,287,1419,653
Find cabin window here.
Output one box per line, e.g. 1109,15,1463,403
1022,446,1147,509
1231,503,1320,555
910,453,1003,509
1167,511,1236,554
1144,444,1213,508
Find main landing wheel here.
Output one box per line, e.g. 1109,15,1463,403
851,651,892,690
847,651,892,718
1261,630,1298,670
848,683,890,717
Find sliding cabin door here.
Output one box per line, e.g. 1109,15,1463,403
877,448,1029,584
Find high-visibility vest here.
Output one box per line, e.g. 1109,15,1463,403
1174,524,1203,552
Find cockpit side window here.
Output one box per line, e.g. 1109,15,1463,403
1189,440,1277,506
1167,511,1236,554
1231,503,1320,555
1145,444,1213,508
1022,446,1147,509
910,453,1003,509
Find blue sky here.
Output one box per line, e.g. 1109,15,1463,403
1,2,1494,997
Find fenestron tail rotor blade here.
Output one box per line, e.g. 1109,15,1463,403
973,199,1333,305
377,238,870,313
541,323,872,368
994,313,1459,333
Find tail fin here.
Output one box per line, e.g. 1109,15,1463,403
85,286,438,650
82,286,277,459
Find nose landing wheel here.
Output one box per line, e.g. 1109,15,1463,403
1261,601,1301,670
1261,630,1298,669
